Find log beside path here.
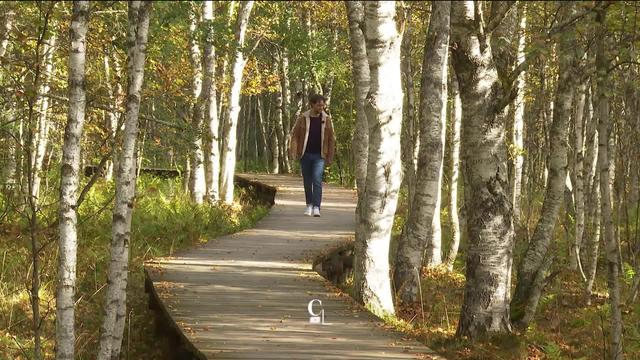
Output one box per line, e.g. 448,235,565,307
144,173,441,359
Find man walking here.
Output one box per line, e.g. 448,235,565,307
289,94,336,217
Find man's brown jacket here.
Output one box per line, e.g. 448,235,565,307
288,110,336,164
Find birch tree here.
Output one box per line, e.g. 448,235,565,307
56,2,88,358
97,2,152,359
200,1,219,202
595,7,623,358
394,0,450,303
220,0,254,204
400,5,417,207
255,96,269,169
1,9,16,190
267,94,280,174
511,2,579,329
279,48,292,173
450,1,517,338
217,1,236,124
353,0,403,317
31,31,57,203
571,82,587,275
345,0,369,199
188,5,206,204
584,90,601,298
445,73,462,270
102,47,124,182
510,8,527,222
273,77,285,173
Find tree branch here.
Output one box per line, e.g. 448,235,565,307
606,60,640,74
485,1,516,34
547,2,612,38
76,152,112,209
43,93,185,130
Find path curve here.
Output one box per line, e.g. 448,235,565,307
145,174,440,359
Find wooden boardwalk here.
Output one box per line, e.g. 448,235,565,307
145,174,441,359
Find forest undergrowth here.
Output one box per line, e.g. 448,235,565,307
335,190,640,360
0,175,269,359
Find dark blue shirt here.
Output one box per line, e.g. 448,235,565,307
305,115,322,154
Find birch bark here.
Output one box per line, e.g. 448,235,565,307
445,73,462,270
345,1,369,199
571,82,587,275
267,94,279,174
584,88,601,297
353,1,403,317
255,96,269,169
595,8,623,358
189,6,206,204
97,2,151,359
273,74,285,173
510,9,526,222
400,6,417,208
450,0,516,338
220,1,254,203
394,0,450,303
279,49,292,173
511,3,578,329
102,49,123,182
200,1,219,202
1,9,16,189
32,32,57,203
56,3,88,359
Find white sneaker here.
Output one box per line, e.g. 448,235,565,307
313,206,321,217
304,205,313,216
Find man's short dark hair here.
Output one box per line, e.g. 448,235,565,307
309,93,326,105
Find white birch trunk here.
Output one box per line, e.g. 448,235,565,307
189,7,206,204
3,100,17,189
400,6,417,208
32,32,57,203
584,88,600,297
450,1,516,338
595,9,623,358
511,3,577,328
571,82,587,275
1,9,16,189
445,73,462,271
217,1,236,123
394,0,450,303
0,9,13,58
273,73,285,173
202,1,219,202
56,3,88,358
353,1,402,317
268,101,280,174
97,2,151,359
220,1,254,204
345,1,369,198
511,10,526,223
280,49,292,173
586,156,601,297
103,47,123,182
256,96,269,169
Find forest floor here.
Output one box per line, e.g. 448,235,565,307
2,173,638,359
388,266,640,360
0,175,269,359
374,194,640,360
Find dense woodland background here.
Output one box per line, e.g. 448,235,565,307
0,1,639,359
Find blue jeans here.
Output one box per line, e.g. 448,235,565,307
300,152,324,208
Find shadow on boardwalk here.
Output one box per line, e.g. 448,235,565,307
144,173,442,359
